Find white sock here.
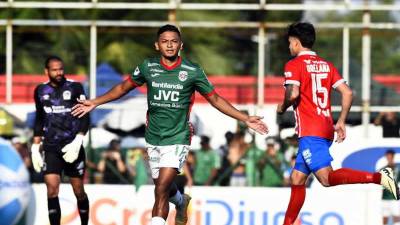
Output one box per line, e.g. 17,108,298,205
151,217,166,225
169,190,183,207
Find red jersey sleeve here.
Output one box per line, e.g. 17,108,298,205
330,63,345,89
284,61,301,86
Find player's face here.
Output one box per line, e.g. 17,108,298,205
288,36,300,56
45,60,65,85
155,31,182,60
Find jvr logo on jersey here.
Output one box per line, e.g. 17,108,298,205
154,90,180,102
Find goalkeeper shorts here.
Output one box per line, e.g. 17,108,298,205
43,146,86,178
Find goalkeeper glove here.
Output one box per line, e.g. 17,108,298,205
31,143,43,173
61,134,84,163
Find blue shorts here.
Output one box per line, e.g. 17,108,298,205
294,136,333,175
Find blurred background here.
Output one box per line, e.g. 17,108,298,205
1,0,400,225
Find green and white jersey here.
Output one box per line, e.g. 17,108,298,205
129,57,215,146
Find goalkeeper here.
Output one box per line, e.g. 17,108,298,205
31,56,90,225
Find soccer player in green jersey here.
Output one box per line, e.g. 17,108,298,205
72,24,268,225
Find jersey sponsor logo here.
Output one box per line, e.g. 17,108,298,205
133,67,140,76
63,91,71,100
151,73,161,78
181,64,196,71
154,90,180,102
151,81,183,90
43,106,52,113
149,101,183,108
43,94,50,100
147,62,159,67
178,71,188,82
284,72,292,78
150,68,164,73
43,105,72,114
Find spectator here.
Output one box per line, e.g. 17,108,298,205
228,132,249,186
283,155,314,188
257,138,284,187
126,147,151,190
283,134,299,164
186,151,195,175
245,144,264,187
174,162,193,194
380,149,400,225
374,112,400,137
193,136,221,185
283,155,297,187
215,131,234,186
98,139,127,184
12,137,31,168
12,137,43,183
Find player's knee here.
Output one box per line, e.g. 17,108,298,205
47,186,59,198
75,192,87,201
73,188,86,200
154,184,170,198
290,172,307,185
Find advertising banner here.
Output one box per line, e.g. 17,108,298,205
29,184,381,225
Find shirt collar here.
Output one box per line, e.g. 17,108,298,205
298,51,317,56
160,56,182,70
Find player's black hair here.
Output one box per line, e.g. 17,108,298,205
45,55,63,69
157,24,181,39
287,22,316,49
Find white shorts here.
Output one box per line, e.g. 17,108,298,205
382,200,400,217
146,143,190,179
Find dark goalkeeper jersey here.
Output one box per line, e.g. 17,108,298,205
33,78,89,152
129,57,215,146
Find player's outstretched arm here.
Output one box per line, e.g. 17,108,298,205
72,79,136,118
204,93,268,135
334,83,353,143
277,84,299,115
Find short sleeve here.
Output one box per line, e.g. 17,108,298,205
284,61,301,86
330,64,345,89
129,62,147,86
195,69,215,96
